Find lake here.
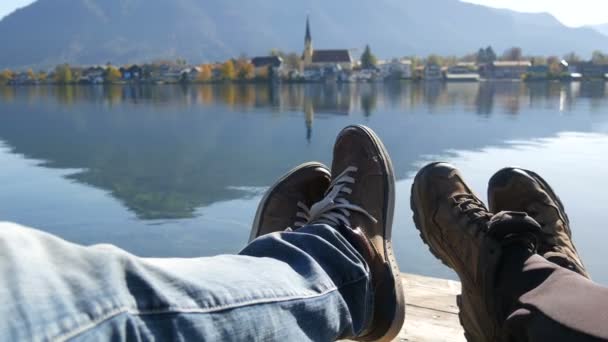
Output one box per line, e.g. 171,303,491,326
1,82,607,284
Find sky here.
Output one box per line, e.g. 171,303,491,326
0,0,607,27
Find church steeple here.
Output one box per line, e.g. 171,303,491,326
305,15,312,44
303,15,313,66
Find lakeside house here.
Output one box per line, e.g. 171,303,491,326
377,59,413,79
81,66,106,84
446,62,480,82
120,65,143,81
424,63,443,81
572,62,608,80
251,56,284,76
482,61,532,80
526,65,550,81
180,67,202,82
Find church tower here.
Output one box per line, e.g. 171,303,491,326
303,15,313,66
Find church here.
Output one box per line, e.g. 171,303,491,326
302,16,354,71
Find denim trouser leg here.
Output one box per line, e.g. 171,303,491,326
0,222,372,341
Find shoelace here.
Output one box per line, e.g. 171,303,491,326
293,166,377,228
452,194,492,233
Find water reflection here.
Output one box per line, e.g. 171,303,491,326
2,82,608,282
1,82,607,221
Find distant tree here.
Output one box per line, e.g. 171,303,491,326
460,53,477,63
530,56,547,65
502,47,523,61
476,48,487,64
426,54,442,66
54,64,73,84
37,71,48,82
196,64,213,82
285,53,302,71
563,52,582,64
485,46,497,62
476,46,496,64
269,49,281,57
221,60,236,80
0,69,13,85
547,56,562,76
592,50,608,64
105,66,122,83
360,45,378,69
236,59,254,80
443,56,458,66
26,68,35,81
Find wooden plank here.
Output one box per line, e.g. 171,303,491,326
343,273,465,342
398,273,465,342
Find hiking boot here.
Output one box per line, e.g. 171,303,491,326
300,125,405,341
249,162,331,242
488,168,590,278
411,162,502,341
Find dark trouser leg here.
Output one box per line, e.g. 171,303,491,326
497,246,608,341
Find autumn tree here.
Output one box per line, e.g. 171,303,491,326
55,64,73,84
426,54,443,66
545,56,563,76
105,66,122,83
236,59,254,80
502,47,523,61
0,69,14,85
37,71,48,82
26,68,35,81
361,45,378,69
221,60,236,80
196,64,213,82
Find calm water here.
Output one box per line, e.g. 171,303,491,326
1,82,608,284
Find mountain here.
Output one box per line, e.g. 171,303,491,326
1,0,607,69
591,23,608,37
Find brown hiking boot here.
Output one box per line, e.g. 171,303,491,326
488,168,590,278
249,162,331,242
411,162,503,341
300,125,405,341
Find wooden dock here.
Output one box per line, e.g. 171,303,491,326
346,273,465,342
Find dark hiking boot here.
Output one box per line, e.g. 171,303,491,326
300,125,405,341
411,162,504,341
249,162,331,242
488,168,590,278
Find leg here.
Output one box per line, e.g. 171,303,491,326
411,163,608,341
250,126,406,341
497,244,608,341
0,222,370,341
489,167,608,340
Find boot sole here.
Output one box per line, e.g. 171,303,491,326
352,125,405,342
249,162,330,242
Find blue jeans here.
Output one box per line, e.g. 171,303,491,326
0,222,372,341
